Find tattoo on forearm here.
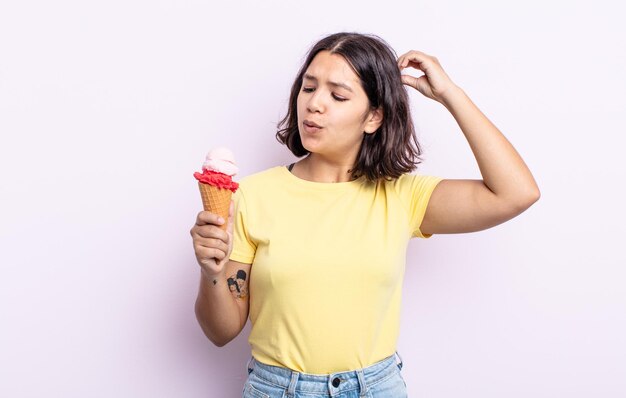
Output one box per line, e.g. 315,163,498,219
227,269,248,299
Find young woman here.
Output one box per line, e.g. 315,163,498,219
190,32,540,398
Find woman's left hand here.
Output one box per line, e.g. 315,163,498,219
398,50,459,104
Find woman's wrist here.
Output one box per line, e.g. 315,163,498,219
439,85,465,108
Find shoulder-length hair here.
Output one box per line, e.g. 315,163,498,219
275,31,426,183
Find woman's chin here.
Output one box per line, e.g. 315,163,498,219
299,135,317,151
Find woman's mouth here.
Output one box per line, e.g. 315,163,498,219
303,121,323,133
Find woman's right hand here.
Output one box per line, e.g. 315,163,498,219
190,200,234,278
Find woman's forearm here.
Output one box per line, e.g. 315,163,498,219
195,270,242,347
442,86,540,205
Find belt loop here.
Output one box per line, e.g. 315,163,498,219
356,368,369,397
285,370,299,397
246,356,254,375
395,351,403,370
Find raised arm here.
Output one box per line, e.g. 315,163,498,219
398,50,540,235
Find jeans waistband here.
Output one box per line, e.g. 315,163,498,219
246,351,403,396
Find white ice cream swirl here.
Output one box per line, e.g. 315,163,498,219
202,147,238,176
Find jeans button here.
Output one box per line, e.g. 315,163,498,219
332,377,341,387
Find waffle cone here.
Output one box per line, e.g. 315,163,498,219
198,182,232,231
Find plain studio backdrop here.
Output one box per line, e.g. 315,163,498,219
1,0,624,397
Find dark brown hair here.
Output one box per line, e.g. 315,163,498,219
275,32,426,183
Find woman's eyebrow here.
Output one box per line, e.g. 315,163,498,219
303,73,353,93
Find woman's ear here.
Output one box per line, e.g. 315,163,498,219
364,107,384,134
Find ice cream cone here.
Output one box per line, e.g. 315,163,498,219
194,146,238,230
198,181,231,231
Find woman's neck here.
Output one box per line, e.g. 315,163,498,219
292,155,355,183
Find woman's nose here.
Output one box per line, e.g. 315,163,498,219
306,90,324,113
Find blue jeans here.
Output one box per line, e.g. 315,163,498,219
243,351,407,397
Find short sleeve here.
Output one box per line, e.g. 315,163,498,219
393,173,444,239
229,187,256,263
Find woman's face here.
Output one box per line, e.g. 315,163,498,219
296,50,382,162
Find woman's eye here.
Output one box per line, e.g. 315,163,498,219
302,87,347,102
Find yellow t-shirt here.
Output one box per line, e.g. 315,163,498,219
229,165,443,374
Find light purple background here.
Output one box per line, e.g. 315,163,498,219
1,1,625,397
